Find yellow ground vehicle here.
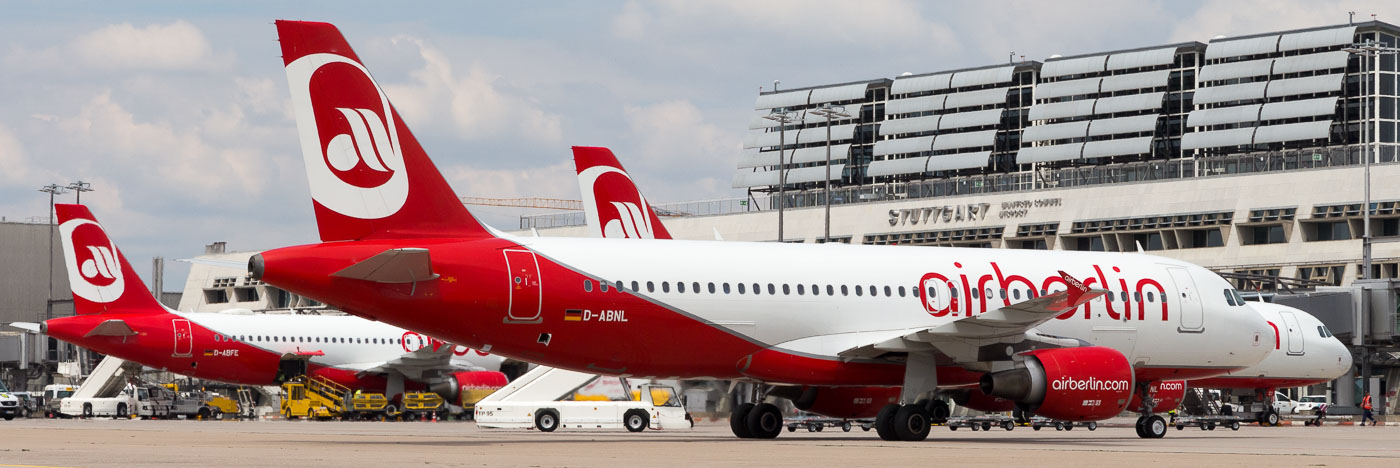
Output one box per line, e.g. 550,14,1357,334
205,395,240,418
280,376,349,420
349,392,390,420
401,392,445,420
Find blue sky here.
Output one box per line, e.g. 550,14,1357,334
1,0,1394,292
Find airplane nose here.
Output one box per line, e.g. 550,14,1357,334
1336,341,1354,372
1238,305,1275,365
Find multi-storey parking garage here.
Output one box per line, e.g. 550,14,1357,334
527,21,1400,414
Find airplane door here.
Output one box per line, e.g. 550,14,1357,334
921,277,955,316
172,319,193,357
1279,310,1305,355
1167,268,1204,332
503,249,543,324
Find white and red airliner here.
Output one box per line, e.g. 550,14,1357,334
574,145,1354,428
17,204,509,410
252,20,1275,440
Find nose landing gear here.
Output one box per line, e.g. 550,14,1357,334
1134,383,1167,439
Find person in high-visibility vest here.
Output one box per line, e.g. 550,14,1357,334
1360,392,1377,426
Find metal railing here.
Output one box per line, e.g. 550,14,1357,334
521,144,1399,230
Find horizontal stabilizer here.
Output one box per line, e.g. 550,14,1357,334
84,319,138,337
7,322,40,333
331,248,440,284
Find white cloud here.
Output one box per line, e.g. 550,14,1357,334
1170,1,1400,43
55,92,269,199
612,0,958,50
0,123,40,184
618,100,738,201
382,37,563,143
72,20,213,70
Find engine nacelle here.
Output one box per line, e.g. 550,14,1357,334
428,371,508,407
979,346,1134,421
773,386,899,419
948,387,1016,413
1127,380,1186,413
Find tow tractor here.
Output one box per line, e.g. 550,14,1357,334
945,414,1018,431
784,416,874,433
1026,417,1098,431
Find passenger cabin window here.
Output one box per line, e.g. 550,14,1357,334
855,286,863,296
647,281,655,293
662,282,670,293
753,283,761,294
632,281,640,291
912,286,919,298
768,284,776,295
796,284,805,295
601,282,609,292
738,283,746,294
584,280,593,292
841,285,849,296
677,282,685,293
693,282,701,293
723,283,731,294
782,284,791,295
884,286,892,297
828,285,836,296
709,283,717,294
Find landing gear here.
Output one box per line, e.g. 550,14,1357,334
1135,415,1167,438
745,403,783,439
1260,409,1280,427
1133,382,1166,439
729,403,754,438
929,399,951,424
874,403,931,441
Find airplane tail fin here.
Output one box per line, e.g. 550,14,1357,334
572,146,672,240
275,20,492,242
55,204,165,315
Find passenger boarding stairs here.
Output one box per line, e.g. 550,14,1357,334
476,366,606,404
1182,388,1223,416
281,375,352,418
70,356,144,399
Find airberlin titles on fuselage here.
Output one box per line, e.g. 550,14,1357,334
919,261,1170,320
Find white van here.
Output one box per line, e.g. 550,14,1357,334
476,383,692,432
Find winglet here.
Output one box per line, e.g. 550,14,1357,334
1058,270,1091,305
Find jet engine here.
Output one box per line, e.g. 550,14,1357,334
1126,380,1186,413
979,346,1134,421
428,371,509,407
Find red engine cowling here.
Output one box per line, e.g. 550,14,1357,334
979,346,1134,421
784,386,899,419
1127,380,1186,413
949,387,1016,413
428,371,509,406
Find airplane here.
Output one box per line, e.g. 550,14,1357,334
575,147,1354,428
16,204,510,413
252,20,1274,440
1189,301,1351,425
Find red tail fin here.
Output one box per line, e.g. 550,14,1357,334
55,204,164,315
572,146,672,240
276,20,491,241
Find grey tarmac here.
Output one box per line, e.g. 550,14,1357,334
0,418,1397,467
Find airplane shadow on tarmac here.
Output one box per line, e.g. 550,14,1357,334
312,432,1233,448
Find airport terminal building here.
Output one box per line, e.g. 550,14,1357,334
529,22,1400,408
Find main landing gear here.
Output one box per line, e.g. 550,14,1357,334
874,399,948,442
729,385,785,439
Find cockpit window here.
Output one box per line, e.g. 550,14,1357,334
1223,289,1246,307
1318,325,1334,338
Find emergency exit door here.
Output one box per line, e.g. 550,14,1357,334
172,319,193,357
503,249,543,323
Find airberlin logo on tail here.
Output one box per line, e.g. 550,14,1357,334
285,53,408,220
59,219,125,303
578,166,655,239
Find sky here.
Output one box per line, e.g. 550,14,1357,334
2,0,1398,291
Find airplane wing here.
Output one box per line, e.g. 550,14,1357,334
837,271,1103,366
176,257,251,269
330,248,439,284
348,344,484,381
